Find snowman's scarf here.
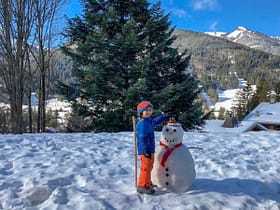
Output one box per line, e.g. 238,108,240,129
159,141,183,167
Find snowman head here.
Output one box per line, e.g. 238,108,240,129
161,122,184,146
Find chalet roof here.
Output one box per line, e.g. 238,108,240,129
241,122,269,132
243,102,280,124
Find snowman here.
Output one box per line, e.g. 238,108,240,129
151,121,195,193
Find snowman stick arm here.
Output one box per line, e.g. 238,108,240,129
187,146,203,150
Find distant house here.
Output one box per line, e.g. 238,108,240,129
242,102,280,132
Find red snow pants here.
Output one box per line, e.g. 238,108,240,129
138,154,155,188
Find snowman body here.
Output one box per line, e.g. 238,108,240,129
151,122,195,193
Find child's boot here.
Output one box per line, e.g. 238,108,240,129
137,186,155,195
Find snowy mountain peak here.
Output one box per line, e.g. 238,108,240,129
205,26,251,40
226,26,253,41
205,26,280,56
236,26,249,32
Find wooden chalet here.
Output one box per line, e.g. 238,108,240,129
242,102,280,132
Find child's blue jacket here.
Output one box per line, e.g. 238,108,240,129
136,114,167,155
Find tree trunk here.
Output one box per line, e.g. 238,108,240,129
28,88,33,133
33,0,64,133
0,0,64,133
37,83,42,133
40,71,46,132
0,0,33,134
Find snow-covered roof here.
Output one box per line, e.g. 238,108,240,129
240,122,269,132
243,102,280,124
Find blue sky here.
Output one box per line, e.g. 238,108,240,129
66,0,280,36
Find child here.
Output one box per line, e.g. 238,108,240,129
136,101,168,194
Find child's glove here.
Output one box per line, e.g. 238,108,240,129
144,150,152,159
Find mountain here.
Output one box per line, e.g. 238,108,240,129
172,29,280,90
50,28,280,93
205,26,280,56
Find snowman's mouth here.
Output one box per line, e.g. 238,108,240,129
165,138,177,143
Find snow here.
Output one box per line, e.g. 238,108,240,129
1,122,280,209
200,78,250,113
243,102,280,123
214,88,239,112
206,26,251,41
226,26,251,42
205,31,226,37
213,78,256,114
251,45,263,49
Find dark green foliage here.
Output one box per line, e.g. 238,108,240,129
59,0,202,131
173,30,280,91
232,83,255,121
246,80,272,113
254,80,271,103
275,81,280,102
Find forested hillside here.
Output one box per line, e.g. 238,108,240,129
173,29,280,90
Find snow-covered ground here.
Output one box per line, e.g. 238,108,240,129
213,78,256,115
0,121,279,209
214,88,239,112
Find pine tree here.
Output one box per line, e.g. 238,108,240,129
59,0,202,131
242,83,254,114
274,80,280,102
232,89,245,121
255,80,270,103
232,83,254,121
246,80,271,112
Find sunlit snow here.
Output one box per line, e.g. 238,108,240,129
0,121,279,209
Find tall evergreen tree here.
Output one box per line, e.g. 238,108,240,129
59,0,202,131
232,83,254,121
255,80,270,103
274,80,280,102
248,80,273,112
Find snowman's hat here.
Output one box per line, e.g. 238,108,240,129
168,116,177,123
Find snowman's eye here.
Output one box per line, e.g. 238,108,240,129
173,129,176,132
166,128,169,132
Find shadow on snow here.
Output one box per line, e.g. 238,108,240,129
189,178,280,203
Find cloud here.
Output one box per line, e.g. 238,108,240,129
193,0,219,10
170,8,188,18
209,21,218,31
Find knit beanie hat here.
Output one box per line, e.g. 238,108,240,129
137,101,153,114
